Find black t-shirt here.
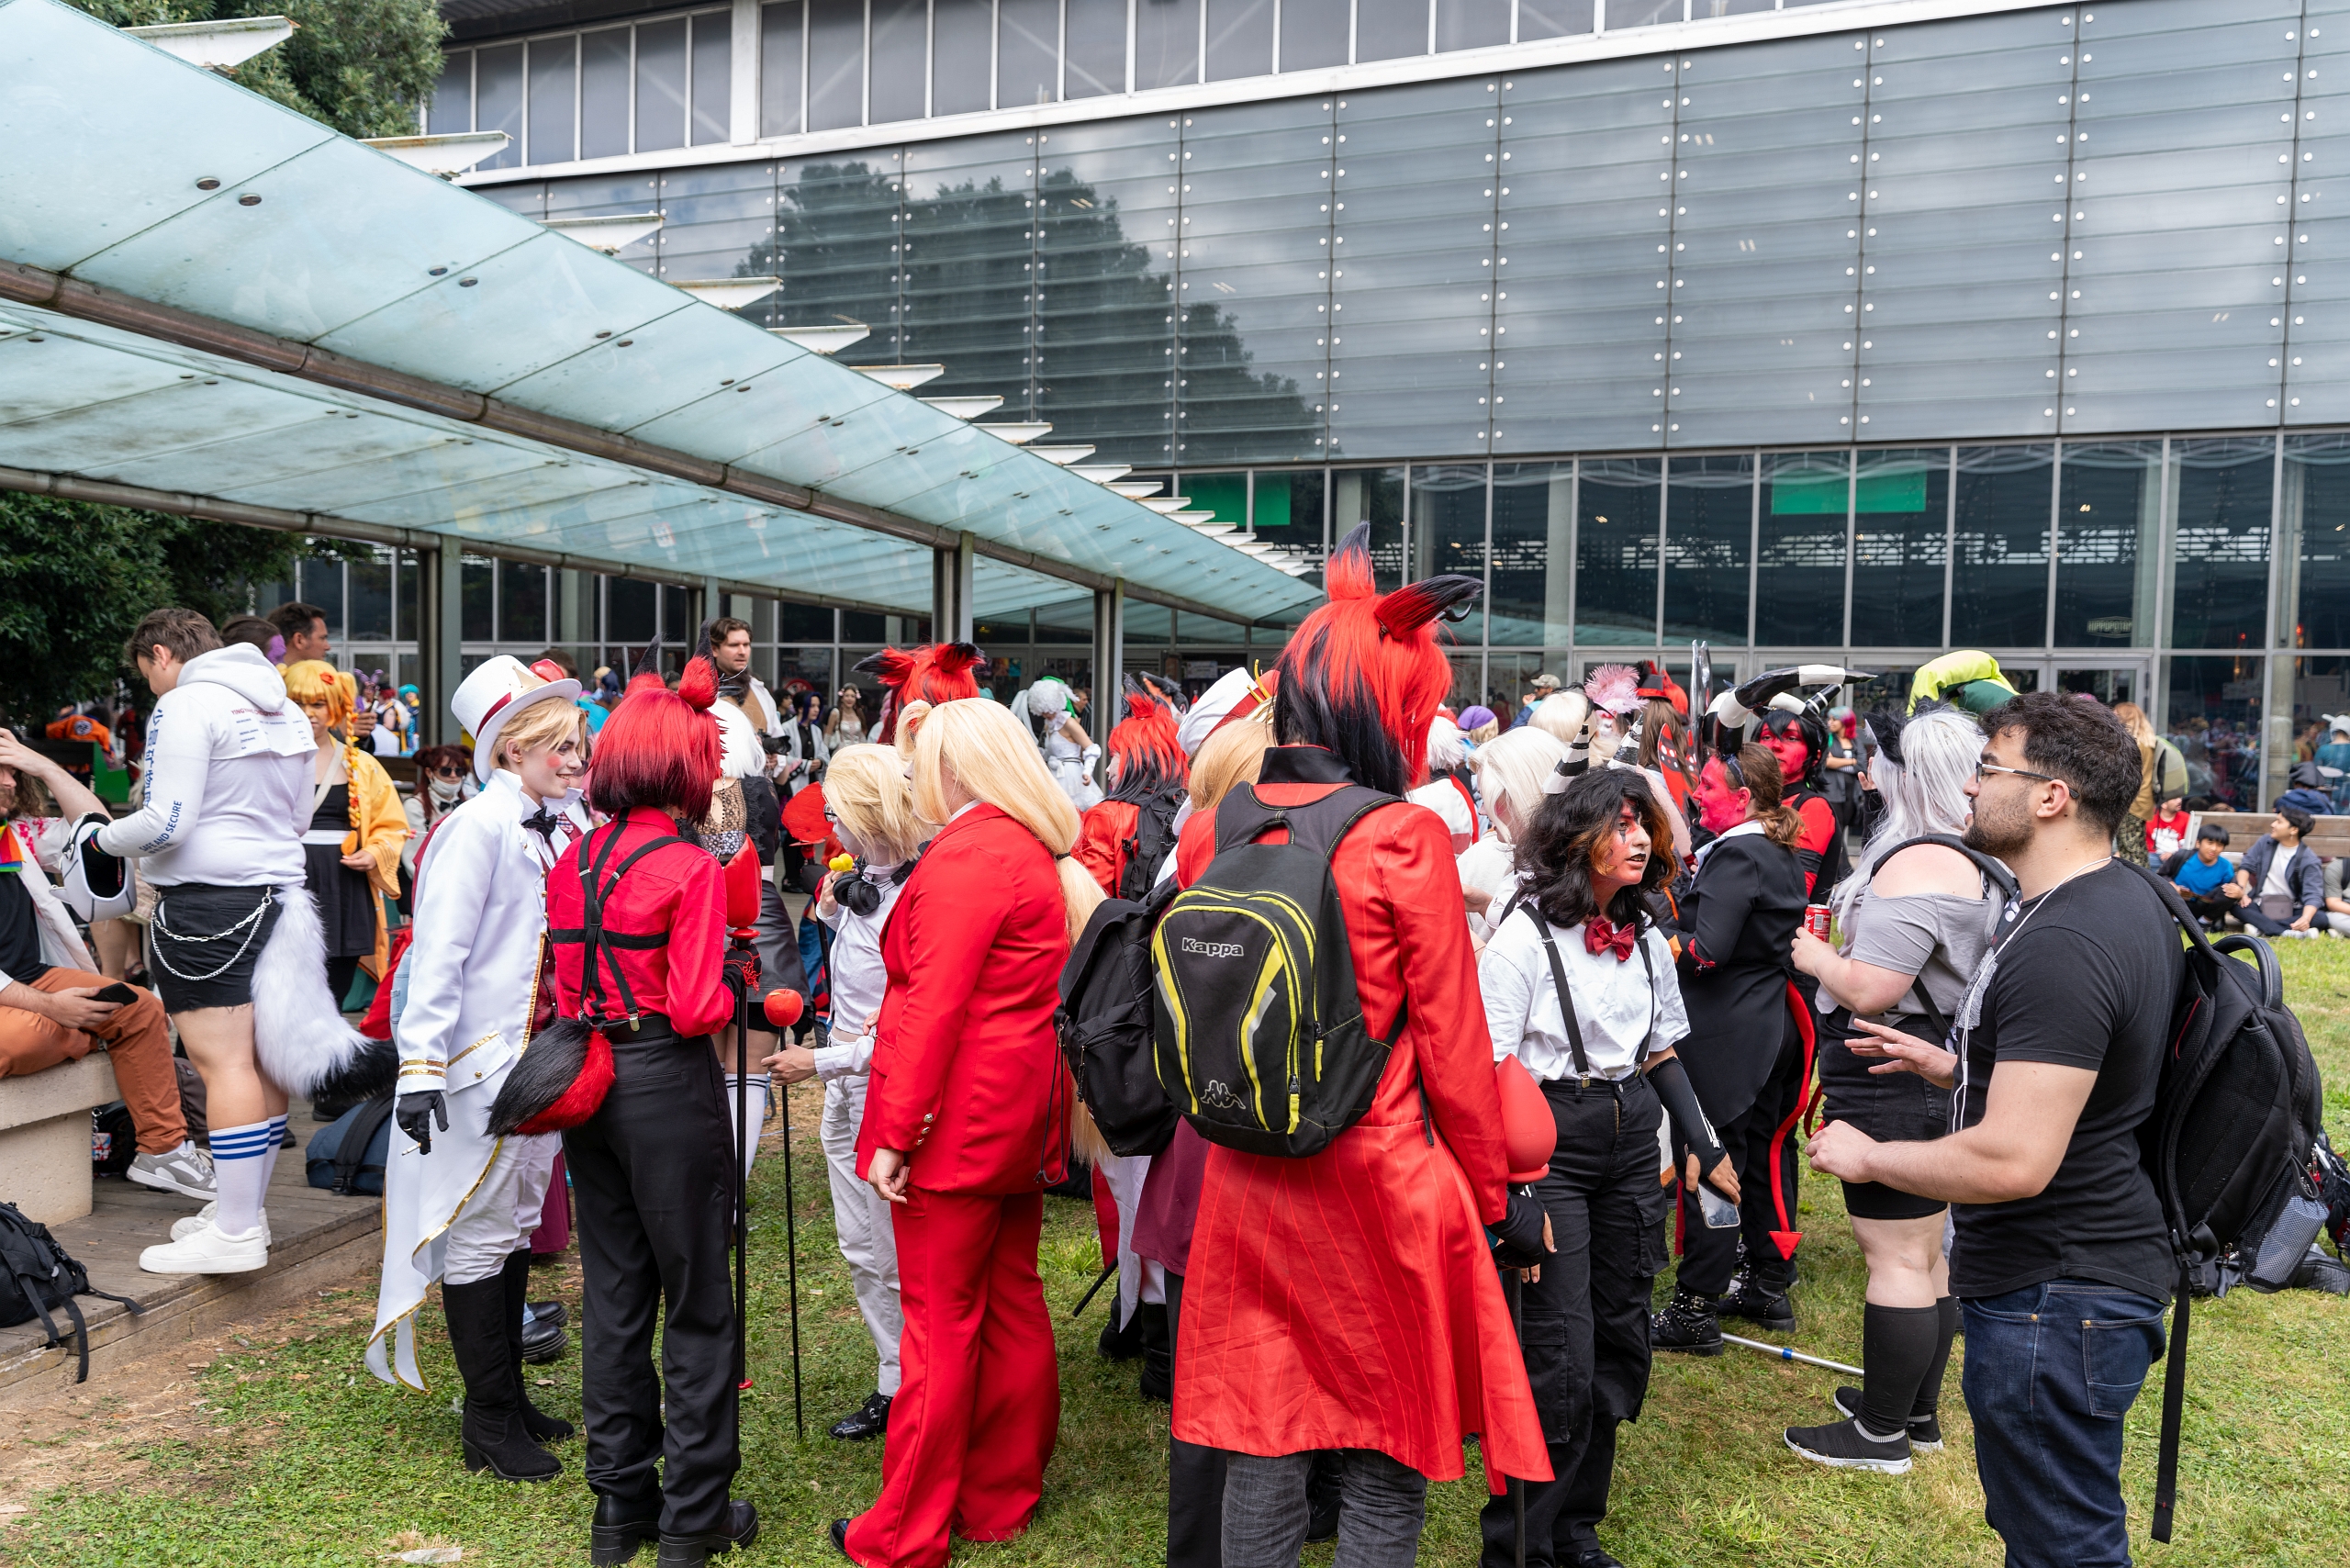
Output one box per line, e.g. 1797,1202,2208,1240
0,868,50,990
1947,860,2179,1303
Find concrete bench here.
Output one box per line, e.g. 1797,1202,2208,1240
0,1052,118,1225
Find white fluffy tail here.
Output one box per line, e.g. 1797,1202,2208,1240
251,884,369,1098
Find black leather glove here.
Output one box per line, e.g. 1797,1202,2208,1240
1490,1186,1550,1271
396,1090,449,1155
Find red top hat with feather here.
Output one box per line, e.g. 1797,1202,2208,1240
854,642,985,745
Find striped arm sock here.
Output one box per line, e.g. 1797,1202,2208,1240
209,1120,274,1239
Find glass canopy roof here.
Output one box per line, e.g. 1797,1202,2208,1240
0,0,1318,625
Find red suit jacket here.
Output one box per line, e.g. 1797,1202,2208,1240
856,803,1072,1194
1168,745,1548,1491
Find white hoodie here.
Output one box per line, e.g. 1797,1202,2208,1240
98,644,312,888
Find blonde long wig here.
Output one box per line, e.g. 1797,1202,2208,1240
909,697,1103,941
824,743,927,865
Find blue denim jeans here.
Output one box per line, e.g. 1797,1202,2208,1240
1962,1280,2169,1568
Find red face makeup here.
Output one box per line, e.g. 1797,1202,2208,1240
1759,726,1809,785
1695,757,1751,834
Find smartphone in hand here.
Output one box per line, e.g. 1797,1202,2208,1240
91,982,137,1005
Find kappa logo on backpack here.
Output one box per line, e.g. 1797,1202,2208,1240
1150,782,1402,1159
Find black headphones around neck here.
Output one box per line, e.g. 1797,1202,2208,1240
835,853,919,916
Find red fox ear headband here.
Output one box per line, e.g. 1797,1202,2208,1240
1106,673,1190,798
1271,521,1481,798
856,642,984,745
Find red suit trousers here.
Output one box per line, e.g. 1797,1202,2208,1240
844,1187,1058,1568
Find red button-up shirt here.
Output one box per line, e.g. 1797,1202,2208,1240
546,809,731,1038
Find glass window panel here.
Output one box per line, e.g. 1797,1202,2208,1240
634,17,688,151
691,11,733,143
760,3,804,136
608,577,655,643
903,133,1035,406
2165,655,2265,810
1036,118,1178,464
869,0,927,125
1514,0,1592,41
2285,434,2350,649
1605,0,1681,27
1279,0,1347,72
1068,0,1128,96
499,562,548,646
1333,466,1405,590
2050,442,2159,649
1952,443,2051,648
658,163,778,304
1205,0,1272,83
843,610,888,639
1328,79,1494,461
933,0,994,112
476,44,523,171
544,170,667,281
2291,660,2350,808
526,35,576,166
1410,464,1486,642
779,600,834,640
808,0,867,129
1850,447,1949,649
1355,0,1427,62
1175,100,1332,465
1491,61,1674,454
397,553,419,648
1250,468,1327,577
582,28,632,157
1855,17,2070,444
1663,453,1751,646
1756,450,1845,646
1434,0,1506,52
429,50,471,136
1490,460,1570,646
349,552,393,643
1136,0,1202,90
775,155,903,364
776,647,836,697
1487,649,1568,719
1694,0,1773,12
462,556,495,642
1576,458,1661,646
299,558,346,634
998,0,1059,108
2168,436,2274,652
1187,472,1248,527
662,586,693,644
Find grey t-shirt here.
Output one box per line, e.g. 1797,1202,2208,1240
1844,884,1998,1032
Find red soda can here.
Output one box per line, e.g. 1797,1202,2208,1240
1803,903,1832,941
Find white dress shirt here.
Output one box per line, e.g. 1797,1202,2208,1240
811,859,910,1081
1479,904,1689,1083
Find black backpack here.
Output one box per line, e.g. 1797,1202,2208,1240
1118,791,1184,905
1149,783,1400,1159
2129,866,2325,1543
305,1092,397,1196
1058,878,1183,1159
0,1201,140,1383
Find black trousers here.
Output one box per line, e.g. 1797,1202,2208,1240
2235,904,2336,937
1164,1270,1226,1568
564,1031,739,1537
1480,1073,1669,1568
1678,1020,1805,1296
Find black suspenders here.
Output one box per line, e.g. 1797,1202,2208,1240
547,826,690,1026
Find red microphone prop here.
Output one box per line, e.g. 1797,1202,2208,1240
723,842,763,933
762,988,805,1030
1494,1055,1558,1185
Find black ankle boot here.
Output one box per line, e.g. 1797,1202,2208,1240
502,1251,575,1441
1718,1265,1796,1330
1651,1284,1724,1356
591,1489,664,1566
656,1499,758,1565
443,1275,562,1481
1136,1303,1171,1402
1097,1294,1146,1361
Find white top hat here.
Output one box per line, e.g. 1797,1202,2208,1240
452,655,582,782
1178,665,1275,758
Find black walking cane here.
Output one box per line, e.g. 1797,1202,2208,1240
1505,1265,1527,1568
760,985,809,1439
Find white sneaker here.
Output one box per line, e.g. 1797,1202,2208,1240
127,1146,217,1200
170,1204,270,1247
139,1218,268,1275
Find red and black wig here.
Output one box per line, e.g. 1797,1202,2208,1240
1105,673,1189,803
588,651,722,823
1757,706,1831,794
855,641,984,744
1271,522,1481,799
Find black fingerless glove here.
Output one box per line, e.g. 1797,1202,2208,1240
1646,1055,1728,1179
1490,1186,1550,1270
396,1089,449,1155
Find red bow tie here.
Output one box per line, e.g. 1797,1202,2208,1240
1584,917,1638,962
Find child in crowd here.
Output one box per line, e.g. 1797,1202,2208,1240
2143,794,2191,861
2159,823,2235,930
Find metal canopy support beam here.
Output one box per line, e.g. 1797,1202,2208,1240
1092,580,1125,718
418,544,463,747
934,532,975,644
555,568,592,670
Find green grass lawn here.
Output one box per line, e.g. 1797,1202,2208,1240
7,940,2350,1566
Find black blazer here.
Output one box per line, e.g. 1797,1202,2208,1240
1673,830,1807,1126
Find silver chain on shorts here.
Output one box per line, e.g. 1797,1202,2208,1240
150,888,276,982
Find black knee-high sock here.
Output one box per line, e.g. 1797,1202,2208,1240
1911,1295,1960,1418
1859,1303,1942,1435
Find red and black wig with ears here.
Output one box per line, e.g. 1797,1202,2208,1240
855,641,984,744
1271,522,1482,798
1105,673,1189,803
588,645,723,823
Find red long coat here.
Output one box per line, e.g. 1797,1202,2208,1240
1071,799,1139,898
1168,745,1549,1490
856,803,1071,1194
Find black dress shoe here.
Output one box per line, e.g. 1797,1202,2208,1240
828,1391,892,1441
590,1491,663,1566
1572,1547,1627,1568
528,1298,566,1328
830,1518,855,1562
520,1314,569,1366
656,1500,757,1566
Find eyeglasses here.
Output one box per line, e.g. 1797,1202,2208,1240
1975,760,2061,786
